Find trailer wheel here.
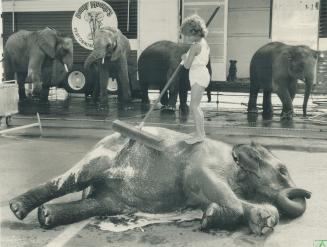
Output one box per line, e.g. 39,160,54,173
65,70,86,93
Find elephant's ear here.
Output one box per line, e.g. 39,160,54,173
232,143,261,178
37,28,57,59
111,30,125,61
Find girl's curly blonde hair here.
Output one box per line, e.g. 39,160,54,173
180,14,208,38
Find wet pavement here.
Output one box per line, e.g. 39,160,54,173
1,90,327,247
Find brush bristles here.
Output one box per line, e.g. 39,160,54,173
112,120,164,151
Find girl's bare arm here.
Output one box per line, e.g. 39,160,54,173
182,43,201,69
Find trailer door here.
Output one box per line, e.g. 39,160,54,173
138,0,179,53
272,0,319,49
183,0,228,81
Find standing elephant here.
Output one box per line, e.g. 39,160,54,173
3,27,73,100
9,127,310,234
247,42,318,120
138,40,212,114
84,26,132,106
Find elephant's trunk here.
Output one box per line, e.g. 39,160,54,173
303,82,312,117
84,49,106,69
62,54,73,73
275,187,311,218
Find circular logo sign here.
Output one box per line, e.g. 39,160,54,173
72,1,118,50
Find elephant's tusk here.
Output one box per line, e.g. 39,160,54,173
102,58,105,64
64,64,69,72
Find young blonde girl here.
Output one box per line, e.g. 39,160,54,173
180,15,210,144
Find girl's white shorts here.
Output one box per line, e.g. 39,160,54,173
189,66,210,88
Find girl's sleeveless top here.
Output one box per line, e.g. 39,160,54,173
189,38,210,69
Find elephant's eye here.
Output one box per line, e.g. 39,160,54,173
107,43,113,50
278,165,288,175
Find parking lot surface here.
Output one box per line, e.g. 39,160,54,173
1,92,327,247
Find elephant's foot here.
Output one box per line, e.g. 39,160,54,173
160,105,176,113
117,102,133,111
280,110,293,121
38,199,109,229
201,203,220,230
247,204,279,235
247,109,259,123
206,91,211,103
179,104,189,116
39,91,50,102
247,114,258,124
38,204,71,229
262,110,273,120
9,196,36,220
141,97,150,104
18,97,28,103
201,203,241,231
18,90,28,102
38,204,54,229
32,91,42,99
96,103,109,111
247,107,258,114
96,98,109,111
39,96,49,104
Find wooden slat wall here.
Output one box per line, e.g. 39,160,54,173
318,1,327,84
320,0,327,37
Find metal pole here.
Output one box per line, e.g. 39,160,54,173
0,113,42,135
12,0,15,33
127,0,130,32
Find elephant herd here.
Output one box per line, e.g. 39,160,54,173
4,27,319,120
3,26,204,113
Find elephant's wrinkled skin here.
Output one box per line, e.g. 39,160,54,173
138,41,212,114
84,27,132,106
4,27,73,100
247,42,318,120
9,128,311,234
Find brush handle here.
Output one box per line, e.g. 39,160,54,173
139,63,184,128
206,6,220,26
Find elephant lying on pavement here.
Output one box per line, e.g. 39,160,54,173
84,26,132,107
4,27,73,101
138,40,212,114
9,128,311,234
247,42,318,120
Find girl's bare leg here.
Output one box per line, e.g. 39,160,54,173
186,83,206,144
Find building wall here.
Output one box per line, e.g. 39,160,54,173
3,0,99,12
138,0,179,52
2,0,273,81
0,1,3,82
227,0,271,78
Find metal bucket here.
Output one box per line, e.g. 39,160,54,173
0,80,19,117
